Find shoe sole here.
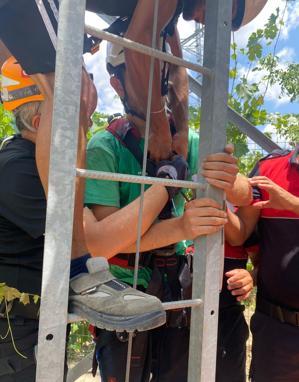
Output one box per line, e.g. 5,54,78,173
69,301,166,332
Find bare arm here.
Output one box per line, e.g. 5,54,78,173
123,198,227,253
167,27,189,159
124,0,179,160
226,173,253,207
84,185,168,258
225,206,260,246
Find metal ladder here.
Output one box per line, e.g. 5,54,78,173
34,1,273,381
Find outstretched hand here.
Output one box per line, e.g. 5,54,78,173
249,176,298,211
225,268,253,302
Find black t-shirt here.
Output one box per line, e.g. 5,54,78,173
0,135,46,295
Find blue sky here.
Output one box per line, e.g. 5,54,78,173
85,1,298,124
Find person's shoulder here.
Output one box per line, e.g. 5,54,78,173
258,149,292,169
0,136,35,169
87,129,121,152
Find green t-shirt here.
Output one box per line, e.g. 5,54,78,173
85,126,199,288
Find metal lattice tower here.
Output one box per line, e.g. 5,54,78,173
181,22,205,104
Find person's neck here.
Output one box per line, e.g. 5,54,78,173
21,129,36,144
127,114,145,138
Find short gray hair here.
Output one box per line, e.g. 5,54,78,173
13,101,42,133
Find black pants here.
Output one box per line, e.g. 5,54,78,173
216,305,249,382
94,306,248,382
0,317,70,382
250,310,299,382
94,326,190,382
0,318,38,382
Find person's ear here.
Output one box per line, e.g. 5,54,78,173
31,113,41,131
110,76,125,98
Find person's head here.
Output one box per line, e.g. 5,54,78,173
0,56,44,139
107,44,146,120
182,0,268,31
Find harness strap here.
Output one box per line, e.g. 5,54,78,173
106,117,156,176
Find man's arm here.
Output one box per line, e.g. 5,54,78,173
117,198,227,253
167,26,189,159
225,206,260,246
226,174,253,207
125,0,179,161
84,185,168,258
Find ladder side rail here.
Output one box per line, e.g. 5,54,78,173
36,0,86,381
188,1,233,381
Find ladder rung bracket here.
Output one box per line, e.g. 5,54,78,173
85,24,212,77
76,168,206,190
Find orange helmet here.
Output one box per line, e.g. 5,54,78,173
0,56,44,112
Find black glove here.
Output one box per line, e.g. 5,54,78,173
156,155,189,200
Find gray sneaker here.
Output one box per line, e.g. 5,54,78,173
68,257,166,332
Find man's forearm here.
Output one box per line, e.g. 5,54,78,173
122,216,185,254
169,65,189,134
86,185,169,258
287,194,299,215
224,209,246,246
226,174,252,207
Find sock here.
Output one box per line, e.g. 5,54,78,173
70,254,91,279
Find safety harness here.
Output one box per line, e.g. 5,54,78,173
105,115,192,324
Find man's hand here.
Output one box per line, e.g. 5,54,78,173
202,144,238,191
182,198,227,240
250,176,299,212
226,268,253,302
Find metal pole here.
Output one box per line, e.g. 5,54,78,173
188,1,232,382
36,0,86,381
125,1,160,380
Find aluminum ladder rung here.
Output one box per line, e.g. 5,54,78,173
76,168,205,190
84,24,212,77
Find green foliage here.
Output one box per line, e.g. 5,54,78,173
226,3,298,174
0,283,39,307
68,322,94,361
188,106,200,131
0,104,14,141
0,283,40,358
268,113,299,146
87,111,110,141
